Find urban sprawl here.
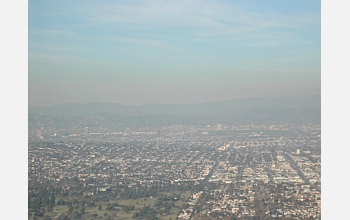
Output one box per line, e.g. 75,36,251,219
29,122,320,220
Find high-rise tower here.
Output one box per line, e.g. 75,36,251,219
85,127,89,137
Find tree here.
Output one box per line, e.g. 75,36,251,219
80,205,85,215
98,204,102,211
47,205,53,212
111,212,117,219
165,206,170,215
68,203,73,214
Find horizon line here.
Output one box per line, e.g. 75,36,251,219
29,93,321,109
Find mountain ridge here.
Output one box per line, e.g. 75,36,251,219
28,94,321,117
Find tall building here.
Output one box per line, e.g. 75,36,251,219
36,129,42,138
37,127,44,139
85,127,89,137
126,128,130,135
217,124,222,130
296,149,300,154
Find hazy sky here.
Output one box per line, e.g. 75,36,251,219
28,0,320,108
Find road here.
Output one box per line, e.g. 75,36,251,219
284,153,321,192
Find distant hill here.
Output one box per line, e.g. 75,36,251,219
236,107,321,124
28,95,320,118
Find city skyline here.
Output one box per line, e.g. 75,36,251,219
29,0,320,108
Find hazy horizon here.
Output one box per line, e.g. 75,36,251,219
29,93,321,109
29,0,320,108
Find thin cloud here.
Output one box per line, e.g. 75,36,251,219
29,53,104,65
30,1,320,44
30,28,74,36
40,1,319,47
243,41,278,47
80,1,310,35
112,38,183,52
29,42,92,53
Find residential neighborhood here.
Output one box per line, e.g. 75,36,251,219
29,120,320,219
